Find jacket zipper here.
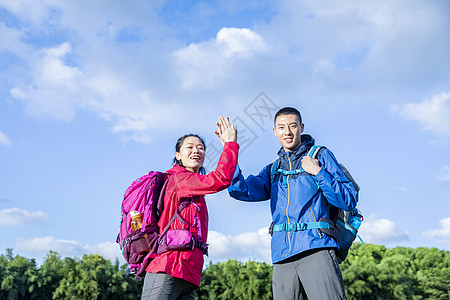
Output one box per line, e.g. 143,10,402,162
285,156,293,258
309,207,322,238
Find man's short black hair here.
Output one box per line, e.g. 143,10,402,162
274,107,302,125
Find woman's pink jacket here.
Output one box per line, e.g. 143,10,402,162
145,141,239,286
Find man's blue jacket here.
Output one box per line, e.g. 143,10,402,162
228,135,358,263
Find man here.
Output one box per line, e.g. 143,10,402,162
228,107,357,299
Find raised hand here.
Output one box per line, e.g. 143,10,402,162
214,116,237,146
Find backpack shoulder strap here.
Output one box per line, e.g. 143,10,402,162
160,199,192,237
141,172,167,232
339,163,360,193
156,173,171,218
309,146,360,193
307,145,326,159
270,159,280,183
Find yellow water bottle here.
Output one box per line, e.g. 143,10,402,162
130,210,143,231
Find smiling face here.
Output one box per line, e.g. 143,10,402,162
175,136,206,173
273,113,304,152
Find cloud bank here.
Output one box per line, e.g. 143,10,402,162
437,165,450,183
14,236,123,264
13,228,272,266
207,227,271,263
397,92,450,137
174,27,267,89
358,215,409,245
2,1,449,143
423,217,450,241
0,130,11,146
0,208,47,226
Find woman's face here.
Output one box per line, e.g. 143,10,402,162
175,136,206,173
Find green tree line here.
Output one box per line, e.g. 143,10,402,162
1,244,449,299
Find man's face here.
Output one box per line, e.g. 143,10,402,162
273,114,304,152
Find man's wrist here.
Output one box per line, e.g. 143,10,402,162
312,167,322,176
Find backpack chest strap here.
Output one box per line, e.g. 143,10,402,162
271,146,323,188
273,168,307,187
273,168,321,189
275,168,306,176
272,221,330,232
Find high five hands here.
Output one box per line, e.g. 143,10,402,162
214,117,237,146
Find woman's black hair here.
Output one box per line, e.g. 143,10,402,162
173,134,207,175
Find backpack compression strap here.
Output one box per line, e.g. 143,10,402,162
336,219,364,243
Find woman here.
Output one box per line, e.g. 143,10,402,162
141,117,239,300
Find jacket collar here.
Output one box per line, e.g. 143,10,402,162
277,134,315,159
166,164,192,174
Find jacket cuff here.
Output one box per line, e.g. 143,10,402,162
224,141,239,150
313,167,326,184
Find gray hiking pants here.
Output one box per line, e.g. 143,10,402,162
272,248,347,300
141,272,198,300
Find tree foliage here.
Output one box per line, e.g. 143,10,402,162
0,249,142,300
1,245,449,299
196,260,272,300
340,244,450,300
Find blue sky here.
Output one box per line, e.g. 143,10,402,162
1,0,450,265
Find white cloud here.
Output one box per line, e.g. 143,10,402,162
174,27,267,89
207,227,271,263
423,217,450,240
397,92,450,137
3,0,450,145
39,43,82,89
14,236,124,263
1,2,200,143
0,21,25,54
0,0,52,25
437,165,450,183
0,207,47,226
8,42,193,143
0,130,11,146
395,186,409,192
90,241,124,262
217,27,267,58
357,215,409,245
10,87,26,99
9,43,84,121
15,236,85,254
269,0,450,89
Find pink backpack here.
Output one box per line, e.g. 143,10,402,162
116,171,166,278
116,171,209,279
